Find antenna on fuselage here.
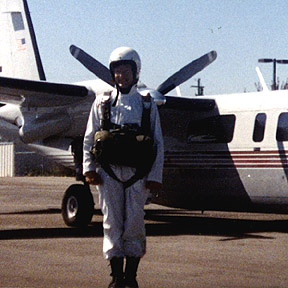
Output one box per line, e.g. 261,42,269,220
175,86,182,97
256,67,269,92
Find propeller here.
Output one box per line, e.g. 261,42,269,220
70,45,114,86
156,50,217,95
70,45,217,99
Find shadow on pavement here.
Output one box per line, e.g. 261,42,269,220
144,209,288,240
0,208,287,241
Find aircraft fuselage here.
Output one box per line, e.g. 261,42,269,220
155,90,288,213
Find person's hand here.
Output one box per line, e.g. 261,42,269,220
84,171,102,185
146,181,162,191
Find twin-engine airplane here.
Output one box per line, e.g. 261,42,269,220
1,0,288,227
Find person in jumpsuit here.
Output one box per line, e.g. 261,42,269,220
83,47,164,288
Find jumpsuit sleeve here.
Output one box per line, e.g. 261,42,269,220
147,101,164,183
82,99,100,174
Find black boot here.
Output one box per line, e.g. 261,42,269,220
124,257,140,288
108,257,125,288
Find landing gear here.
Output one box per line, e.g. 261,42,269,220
61,183,94,227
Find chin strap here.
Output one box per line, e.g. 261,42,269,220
112,87,119,107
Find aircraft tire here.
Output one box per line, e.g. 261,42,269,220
61,184,94,227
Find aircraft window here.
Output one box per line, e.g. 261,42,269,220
12,12,24,31
253,113,266,142
276,113,288,141
187,115,236,143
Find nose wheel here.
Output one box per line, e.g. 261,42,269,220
61,183,94,227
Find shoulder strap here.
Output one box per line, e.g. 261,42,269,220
140,94,151,136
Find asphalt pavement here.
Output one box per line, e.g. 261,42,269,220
0,177,288,288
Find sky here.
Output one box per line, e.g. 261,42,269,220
27,0,288,96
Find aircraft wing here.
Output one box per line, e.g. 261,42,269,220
0,76,91,107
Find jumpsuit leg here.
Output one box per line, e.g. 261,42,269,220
123,178,148,258
97,168,126,260
97,167,149,259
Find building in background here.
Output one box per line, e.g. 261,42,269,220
0,142,72,177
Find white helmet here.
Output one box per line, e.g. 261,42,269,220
109,47,141,82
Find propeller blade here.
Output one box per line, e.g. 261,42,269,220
156,50,217,95
70,45,114,86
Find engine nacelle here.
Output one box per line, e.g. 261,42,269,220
19,112,71,143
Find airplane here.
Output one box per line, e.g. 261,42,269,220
1,0,288,228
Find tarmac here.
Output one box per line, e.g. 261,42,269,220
0,177,288,288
